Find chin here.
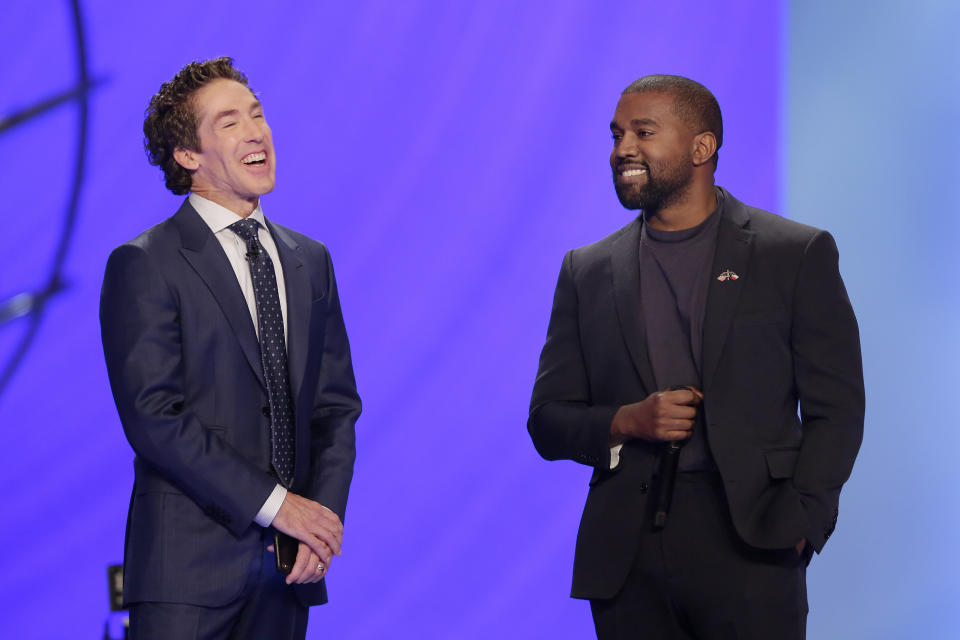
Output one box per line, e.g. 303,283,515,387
253,179,276,196
614,186,645,210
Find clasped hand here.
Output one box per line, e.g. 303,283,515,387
610,387,703,445
269,493,343,585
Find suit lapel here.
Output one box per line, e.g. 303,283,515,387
610,217,658,395
268,220,310,403
702,192,754,391
173,200,267,390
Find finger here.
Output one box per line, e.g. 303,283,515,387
656,417,695,432
276,497,342,555
303,506,342,552
663,429,694,441
297,552,324,585
308,553,328,584
286,544,313,585
316,509,344,544
308,521,343,556
666,389,702,406
290,544,326,585
661,405,697,420
292,551,316,585
285,548,306,585
660,419,695,436
301,535,333,566
266,544,275,552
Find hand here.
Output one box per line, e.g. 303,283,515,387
284,542,330,585
271,493,343,568
610,387,703,444
795,538,807,557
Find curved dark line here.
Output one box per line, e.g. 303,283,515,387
0,0,90,397
0,81,99,136
54,0,90,281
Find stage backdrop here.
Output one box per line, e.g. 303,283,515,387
0,1,954,638
786,1,960,637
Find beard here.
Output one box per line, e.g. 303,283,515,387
613,154,694,212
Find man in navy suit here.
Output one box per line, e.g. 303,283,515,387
101,57,360,639
529,75,864,639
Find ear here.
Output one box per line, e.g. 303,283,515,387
173,146,200,171
691,132,718,167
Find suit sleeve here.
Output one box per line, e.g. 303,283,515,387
528,251,619,469
791,231,865,552
100,244,276,537
305,248,360,523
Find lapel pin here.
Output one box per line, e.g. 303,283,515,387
717,269,740,282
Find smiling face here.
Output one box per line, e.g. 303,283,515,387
174,78,275,216
609,91,698,212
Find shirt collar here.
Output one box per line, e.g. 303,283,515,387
189,193,267,234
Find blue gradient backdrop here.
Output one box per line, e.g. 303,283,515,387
1,1,954,637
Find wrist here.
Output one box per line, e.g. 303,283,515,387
609,409,628,446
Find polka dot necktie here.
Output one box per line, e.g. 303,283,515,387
229,218,295,487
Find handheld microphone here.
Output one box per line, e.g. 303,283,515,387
653,384,700,529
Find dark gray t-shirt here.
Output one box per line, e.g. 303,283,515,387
639,191,723,471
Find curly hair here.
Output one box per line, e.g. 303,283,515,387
622,75,723,168
143,57,250,195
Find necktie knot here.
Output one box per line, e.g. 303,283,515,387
229,218,261,241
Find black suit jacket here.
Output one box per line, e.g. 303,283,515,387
100,200,360,607
528,188,864,599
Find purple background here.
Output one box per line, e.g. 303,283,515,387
2,1,956,638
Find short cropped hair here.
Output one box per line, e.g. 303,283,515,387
623,74,723,167
143,57,250,194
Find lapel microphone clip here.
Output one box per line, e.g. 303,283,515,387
245,239,260,261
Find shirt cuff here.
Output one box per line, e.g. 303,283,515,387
253,484,287,527
609,444,623,470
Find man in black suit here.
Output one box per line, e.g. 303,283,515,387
528,75,864,639
101,58,360,639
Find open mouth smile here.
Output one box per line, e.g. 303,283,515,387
241,151,267,166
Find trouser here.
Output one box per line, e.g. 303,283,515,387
129,530,309,640
590,471,808,640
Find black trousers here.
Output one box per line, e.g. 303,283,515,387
590,472,808,640
129,530,309,640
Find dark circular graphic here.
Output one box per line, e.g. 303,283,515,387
0,0,98,397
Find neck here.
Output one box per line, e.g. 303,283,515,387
192,187,258,218
645,181,716,231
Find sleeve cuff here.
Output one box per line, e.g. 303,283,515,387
609,444,623,470
253,484,287,527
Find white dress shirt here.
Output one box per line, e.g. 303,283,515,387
190,193,288,527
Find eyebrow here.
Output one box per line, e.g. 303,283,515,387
212,108,240,123
211,100,262,123
610,117,660,130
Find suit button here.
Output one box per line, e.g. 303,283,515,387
262,406,271,418
639,482,649,493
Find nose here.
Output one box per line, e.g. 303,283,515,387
615,131,639,159
240,115,264,142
